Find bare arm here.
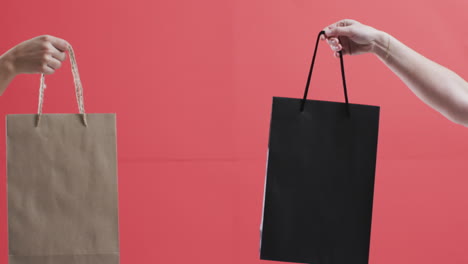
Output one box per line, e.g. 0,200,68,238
323,19,468,126
0,52,16,95
0,35,69,95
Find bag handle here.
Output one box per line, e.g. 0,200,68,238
36,45,87,127
300,30,350,116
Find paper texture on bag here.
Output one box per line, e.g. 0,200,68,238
7,114,119,264
6,45,120,264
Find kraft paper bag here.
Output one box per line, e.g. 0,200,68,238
7,47,119,264
260,31,380,264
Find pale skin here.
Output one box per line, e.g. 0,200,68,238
322,19,468,127
0,35,69,95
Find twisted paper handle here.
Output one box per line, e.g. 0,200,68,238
36,45,87,127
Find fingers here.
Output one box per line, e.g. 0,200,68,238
46,56,62,70
324,26,353,38
37,35,68,74
42,65,55,75
327,19,356,31
335,19,356,28
48,36,69,52
321,19,359,58
323,19,359,38
327,38,341,51
320,36,343,57
41,36,68,61
52,50,67,62
40,54,62,75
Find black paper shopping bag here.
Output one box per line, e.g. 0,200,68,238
260,31,380,264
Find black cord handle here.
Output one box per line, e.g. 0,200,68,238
300,30,350,116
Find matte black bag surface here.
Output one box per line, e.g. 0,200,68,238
260,31,380,264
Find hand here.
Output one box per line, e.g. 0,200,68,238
321,19,384,58
6,35,69,75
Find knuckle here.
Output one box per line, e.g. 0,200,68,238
41,43,51,52
40,35,51,42
43,46,55,55
41,64,49,73
343,18,355,25
41,54,49,63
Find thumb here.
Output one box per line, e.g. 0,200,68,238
324,26,353,38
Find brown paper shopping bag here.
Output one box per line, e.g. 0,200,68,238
7,47,119,264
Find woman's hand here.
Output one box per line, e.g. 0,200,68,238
321,19,468,127
321,19,386,58
0,35,69,95
5,35,69,75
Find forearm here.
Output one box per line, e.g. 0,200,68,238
0,51,16,96
373,32,468,126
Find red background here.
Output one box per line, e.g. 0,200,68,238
1,0,468,263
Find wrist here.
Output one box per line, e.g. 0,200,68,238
0,49,18,95
371,30,391,59
0,50,17,78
